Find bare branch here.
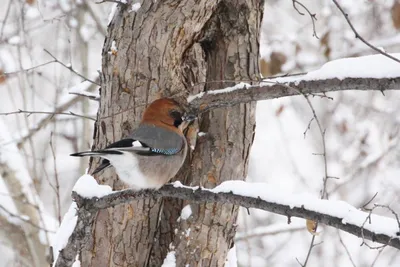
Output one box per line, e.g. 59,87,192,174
332,0,400,64
0,0,12,39
43,49,100,86
338,231,357,267
292,86,329,265
235,225,305,242
0,204,54,232
15,80,99,147
80,0,107,36
292,0,319,38
0,109,96,121
54,184,400,267
95,0,127,4
68,91,100,101
1,60,57,79
49,132,62,224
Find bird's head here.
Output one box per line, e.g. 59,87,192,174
141,98,196,133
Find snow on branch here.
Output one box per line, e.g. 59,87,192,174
188,53,400,112
54,180,400,267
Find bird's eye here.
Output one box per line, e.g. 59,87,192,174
169,110,183,127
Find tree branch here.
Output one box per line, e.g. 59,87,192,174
54,183,400,267
0,109,96,121
188,77,400,113
331,0,400,64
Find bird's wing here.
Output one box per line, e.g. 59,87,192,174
104,135,182,156
75,129,183,174
129,124,184,155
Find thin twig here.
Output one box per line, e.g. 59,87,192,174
295,238,322,267
338,231,357,267
370,247,386,267
0,0,13,39
69,91,100,101
0,109,96,121
235,225,305,242
43,49,100,85
95,0,127,4
292,0,319,38
80,0,107,36
49,132,62,224
15,79,99,147
332,0,400,64
275,82,331,265
1,60,57,79
360,192,378,210
0,204,54,233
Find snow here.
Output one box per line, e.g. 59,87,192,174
161,251,176,267
68,80,100,100
130,3,141,13
187,82,251,103
25,7,40,19
72,255,80,267
268,53,400,84
8,36,21,45
111,40,117,52
72,175,112,198
209,181,400,238
225,245,237,267
108,40,118,55
172,181,199,191
69,18,78,28
66,77,99,100
79,25,92,42
180,205,192,220
108,4,118,25
52,203,78,266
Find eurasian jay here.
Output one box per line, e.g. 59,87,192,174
70,98,194,190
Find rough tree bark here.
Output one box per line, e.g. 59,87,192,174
81,1,263,266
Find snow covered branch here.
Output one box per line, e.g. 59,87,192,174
55,180,400,266
188,54,400,112
188,77,400,112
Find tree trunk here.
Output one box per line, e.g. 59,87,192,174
81,1,263,266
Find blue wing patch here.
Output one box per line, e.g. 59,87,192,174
150,147,180,155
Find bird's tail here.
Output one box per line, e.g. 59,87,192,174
70,151,114,175
70,150,122,157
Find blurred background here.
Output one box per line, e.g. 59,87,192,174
0,0,399,266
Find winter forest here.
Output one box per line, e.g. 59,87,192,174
0,0,400,266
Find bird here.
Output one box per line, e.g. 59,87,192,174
70,98,195,190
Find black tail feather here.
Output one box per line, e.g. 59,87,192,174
70,150,123,157
92,159,111,175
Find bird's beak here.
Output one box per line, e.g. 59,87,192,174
182,113,196,122
179,113,196,131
